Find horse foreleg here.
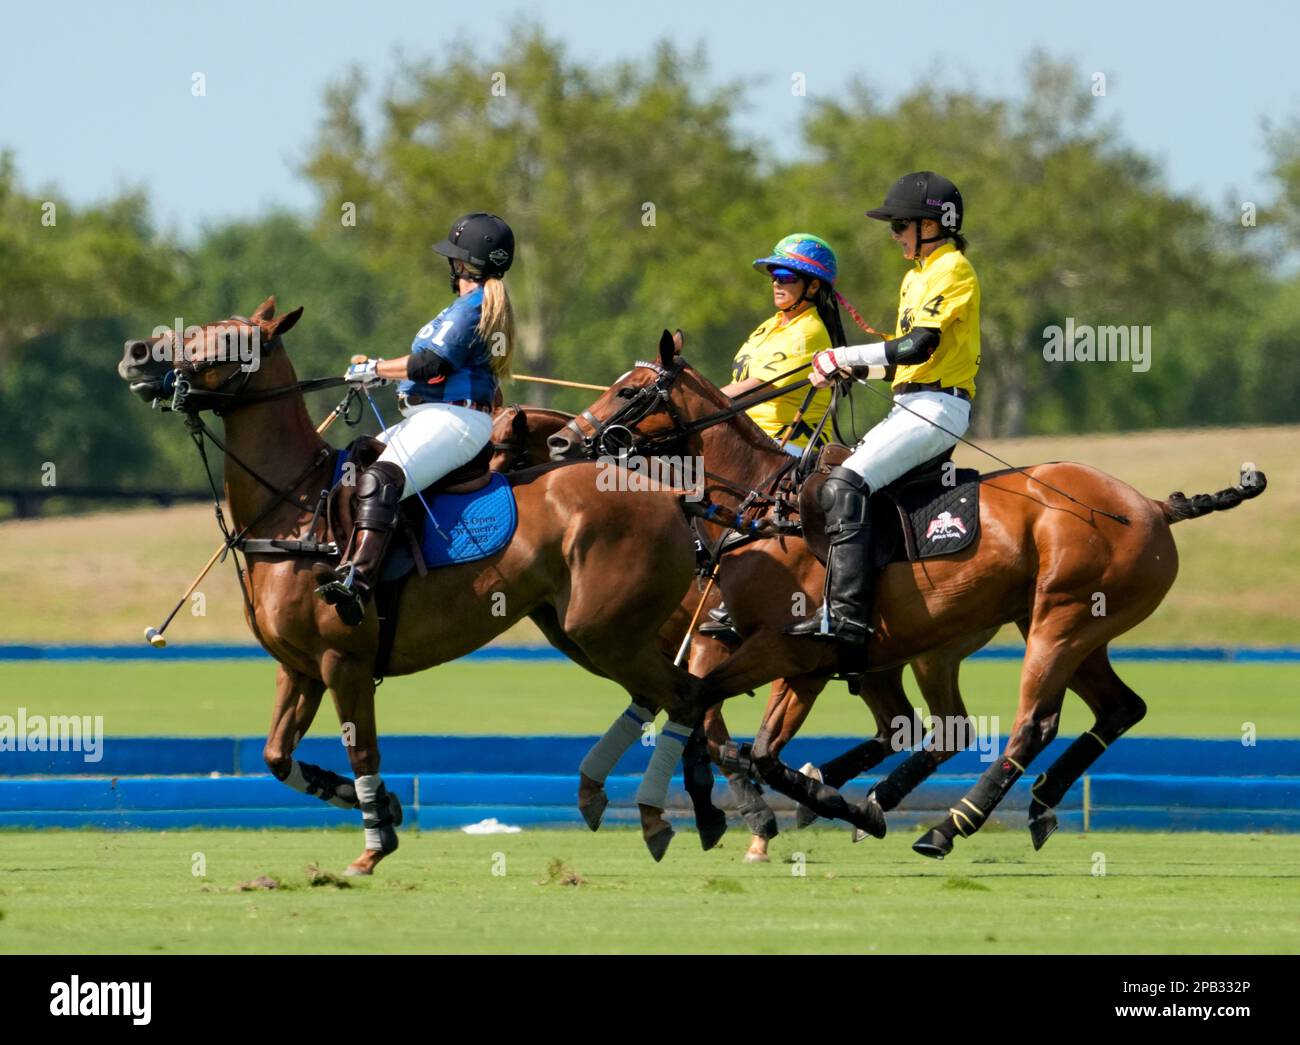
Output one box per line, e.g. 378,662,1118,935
264,664,361,808
790,667,908,831
577,699,657,830
322,652,400,876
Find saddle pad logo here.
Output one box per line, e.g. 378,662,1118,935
924,510,967,540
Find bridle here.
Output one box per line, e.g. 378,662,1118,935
558,356,812,460
159,316,345,417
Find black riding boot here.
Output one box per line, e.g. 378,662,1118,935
785,466,874,645
315,461,405,626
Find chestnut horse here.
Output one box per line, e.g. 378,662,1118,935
498,400,998,857
117,299,708,868
550,332,1268,857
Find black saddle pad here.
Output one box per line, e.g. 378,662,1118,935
872,468,981,565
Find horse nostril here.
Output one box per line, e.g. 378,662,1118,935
129,341,149,362
547,433,573,458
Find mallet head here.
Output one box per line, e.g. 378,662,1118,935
144,626,167,649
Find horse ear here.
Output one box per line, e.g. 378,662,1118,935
249,296,276,322
673,329,684,352
659,329,676,366
511,407,528,440
265,305,303,339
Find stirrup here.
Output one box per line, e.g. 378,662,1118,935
785,608,873,644
315,564,366,626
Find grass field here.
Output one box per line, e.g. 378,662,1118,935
1,424,1296,646
1,659,1296,737
0,828,1295,954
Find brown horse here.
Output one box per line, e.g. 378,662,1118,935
549,332,1268,857
117,299,710,868
501,400,999,857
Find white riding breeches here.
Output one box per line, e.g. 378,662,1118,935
375,401,494,498
841,391,971,492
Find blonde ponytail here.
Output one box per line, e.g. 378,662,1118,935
476,275,516,380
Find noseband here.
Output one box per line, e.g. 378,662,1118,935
559,358,690,457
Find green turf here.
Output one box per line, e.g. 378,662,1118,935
0,828,1295,954
1,659,1296,738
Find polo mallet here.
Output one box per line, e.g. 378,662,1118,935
672,384,819,667
143,388,358,648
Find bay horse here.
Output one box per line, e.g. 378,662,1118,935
497,399,999,857
549,331,1268,857
116,298,709,868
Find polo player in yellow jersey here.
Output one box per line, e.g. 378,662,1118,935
787,171,981,646
720,233,847,453
701,234,846,640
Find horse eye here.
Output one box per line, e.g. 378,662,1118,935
616,388,637,399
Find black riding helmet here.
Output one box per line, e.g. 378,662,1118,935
866,171,963,248
432,213,515,287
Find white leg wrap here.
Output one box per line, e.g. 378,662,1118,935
580,703,654,783
354,773,385,851
635,721,692,809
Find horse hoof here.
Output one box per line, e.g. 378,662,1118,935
794,763,821,829
1029,809,1058,851
644,823,675,863
742,851,770,864
578,790,608,832
697,811,728,852
344,849,388,876
849,794,886,840
912,828,952,860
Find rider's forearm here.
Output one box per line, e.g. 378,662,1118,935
838,326,941,371
374,356,409,381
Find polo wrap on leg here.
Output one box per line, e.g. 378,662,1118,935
1030,731,1109,813
946,756,1023,838
820,736,892,789
355,773,398,853
580,703,654,783
727,774,778,839
280,759,358,810
635,721,691,809
871,749,942,812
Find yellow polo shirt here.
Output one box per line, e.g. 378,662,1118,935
730,307,833,447
894,242,980,396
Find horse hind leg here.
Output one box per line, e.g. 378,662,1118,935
1026,644,1147,849
912,610,1098,859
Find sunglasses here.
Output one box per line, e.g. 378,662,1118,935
890,218,913,235
769,270,804,285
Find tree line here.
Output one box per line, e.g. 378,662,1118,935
2,26,1297,504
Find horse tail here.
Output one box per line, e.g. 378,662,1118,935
1158,467,1268,524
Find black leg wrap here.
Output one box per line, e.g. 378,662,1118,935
1027,731,1109,850
682,728,727,850
297,761,359,809
760,759,885,838
727,773,778,839
914,756,1022,858
360,782,400,853
870,749,942,812
820,736,893,789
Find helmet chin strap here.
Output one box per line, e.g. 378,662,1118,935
448,259,488,294
778,277,818,316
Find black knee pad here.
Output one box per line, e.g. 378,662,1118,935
819,467,871,536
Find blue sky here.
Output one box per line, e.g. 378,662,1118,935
3,0,1295,239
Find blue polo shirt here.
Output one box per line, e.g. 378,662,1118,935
397,287,499,406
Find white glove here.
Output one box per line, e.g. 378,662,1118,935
811,348,853,381
343,358,389,385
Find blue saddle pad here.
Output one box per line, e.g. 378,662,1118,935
332,451,517,573
416,472,517,567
